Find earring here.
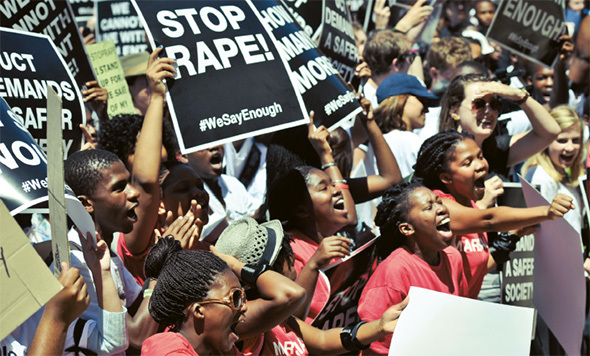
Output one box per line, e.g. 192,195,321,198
451,113,460,121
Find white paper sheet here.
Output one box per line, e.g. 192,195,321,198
389,287,534,356
520,176,585,356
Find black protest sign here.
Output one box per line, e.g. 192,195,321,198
96,0,149,57
312,238,378,330
0,0,96,88
0,97,50,215
133,0,308,153
281,0,323,39
253,1,362,130
498,183,535,307
487,0,566,68
319,0,359,83
0,28,85,159
284,0,359,83
69,0,95,24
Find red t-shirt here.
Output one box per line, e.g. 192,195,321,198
433,190,490,299
242,317,307,356
116,232,149,286
289,230,331,324
358,246,467,355
142,332,242,356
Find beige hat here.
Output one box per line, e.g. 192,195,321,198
120,51,149,77
215,217,284,266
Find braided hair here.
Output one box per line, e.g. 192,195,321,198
413,130,473,192
375,181,425,259
145,237,229,332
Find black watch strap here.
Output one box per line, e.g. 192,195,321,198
340,321,370,352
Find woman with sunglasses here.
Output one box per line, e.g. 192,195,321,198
413,131,574,299
439,73,560,177
373,73,438,178
141,236,306,356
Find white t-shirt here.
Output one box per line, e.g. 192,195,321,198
380,130,423,179
525,165,584,238
224,138,268,205
202,175,260,241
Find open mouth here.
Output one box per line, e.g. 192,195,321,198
479,118,494,129
230,321,239,337
210,153,223,171
126,207,138,222
436,217,453,240
474,176,486,189
333,198,345,211
560,153,575,164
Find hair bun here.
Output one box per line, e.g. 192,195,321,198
145,236,182,279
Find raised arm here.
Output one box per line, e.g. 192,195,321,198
211,246,306,339
442,193,574,236
475,82,560,166
308,111,358,226
359,97,403,201
125,47,176,255
27,263,89,356
549,34,574,109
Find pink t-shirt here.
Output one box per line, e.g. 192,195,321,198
142,332,242,356
289,230,330,324
433,190,490,299
358,246,467,355
242,317,307,356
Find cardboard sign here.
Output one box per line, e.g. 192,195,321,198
252,1,362,130
0,200,62,341
69,0,95,24
498,183,535,308
0,28,85,158
96,0,149,57
487,0,566,68
520,176,585,356
389,287,534,356
311,237,378,330
47,88,70,276
86,40,137,117
133,0,308,153
0,0,96,88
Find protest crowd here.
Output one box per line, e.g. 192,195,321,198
2,0,590,355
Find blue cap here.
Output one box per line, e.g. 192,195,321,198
376,73,438,105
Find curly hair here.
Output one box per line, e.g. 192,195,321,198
413,130,473,192
145,237,229,332
64,149,120,197
439,73,490,132
98,114,179,165
375,181,425,258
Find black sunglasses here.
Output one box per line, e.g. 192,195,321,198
471,97,502,112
